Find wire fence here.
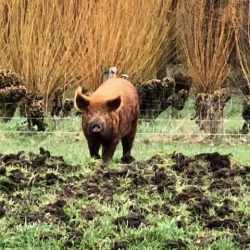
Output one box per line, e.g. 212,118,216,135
0,117,248,137
0,94,248,139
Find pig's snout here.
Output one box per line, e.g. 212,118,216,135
88,120,104,134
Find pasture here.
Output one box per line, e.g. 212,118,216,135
0,1,250,249
0,95,249,249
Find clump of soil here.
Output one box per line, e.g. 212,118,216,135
0,69,27,121
9,169,26,185
80,205,100,221
112,241,127,250
0,200,6,217
174,186,213,216
193,88,231,134
64,230,84,249
151,166,176,193
204,216,239,230
215,199,234,218
43,199,69,222
0,148,80,195
115,213,145,228
0,147,80,173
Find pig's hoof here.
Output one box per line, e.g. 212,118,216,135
121,154,135,164
99,160,110,168
93,154,101,159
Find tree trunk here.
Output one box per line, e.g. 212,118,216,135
241,96,250,134
26,92,46,131
194,88,231,135
0,102,18,122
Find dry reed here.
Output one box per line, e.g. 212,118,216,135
232,0,250,93
0,0,80,101
176,0,234,94
71,0,175,90
0,0,175,101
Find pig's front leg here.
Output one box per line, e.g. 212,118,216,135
87,139,101,159
102,139,119,162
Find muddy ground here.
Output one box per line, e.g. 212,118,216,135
0,148,250,249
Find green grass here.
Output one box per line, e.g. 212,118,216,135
0,151,249,249
0,94,249,164
0,94,249,249
1,132,249,165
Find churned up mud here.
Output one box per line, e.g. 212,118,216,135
1,149,250,248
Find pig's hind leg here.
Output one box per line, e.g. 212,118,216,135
121,125,137,164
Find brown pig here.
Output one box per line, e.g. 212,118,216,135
74,78,139,163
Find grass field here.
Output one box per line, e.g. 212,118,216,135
1,94,249,164
0,95,250,249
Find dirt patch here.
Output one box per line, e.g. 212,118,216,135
1,149,250,248
43,199,69,222
152,203,173,216
0,148,81,196
0,148,80,172
234,234,250,247
64,230,84,249
204,216,239,230
81,205,101,221
195,152,231,171
9,169,26,184
0,200,6,218
112,241,127,250
45,173,62,185
115,213,145,229
174,186,213,216
0,176,17,192
151,167,176,193
215,199,234,218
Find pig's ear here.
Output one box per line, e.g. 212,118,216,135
74,87,90,111
107,95,121,111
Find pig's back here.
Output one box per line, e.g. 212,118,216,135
92,78,138,103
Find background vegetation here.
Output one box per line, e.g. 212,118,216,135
0,0,175,99
176,0,234,93
0,0,249,99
